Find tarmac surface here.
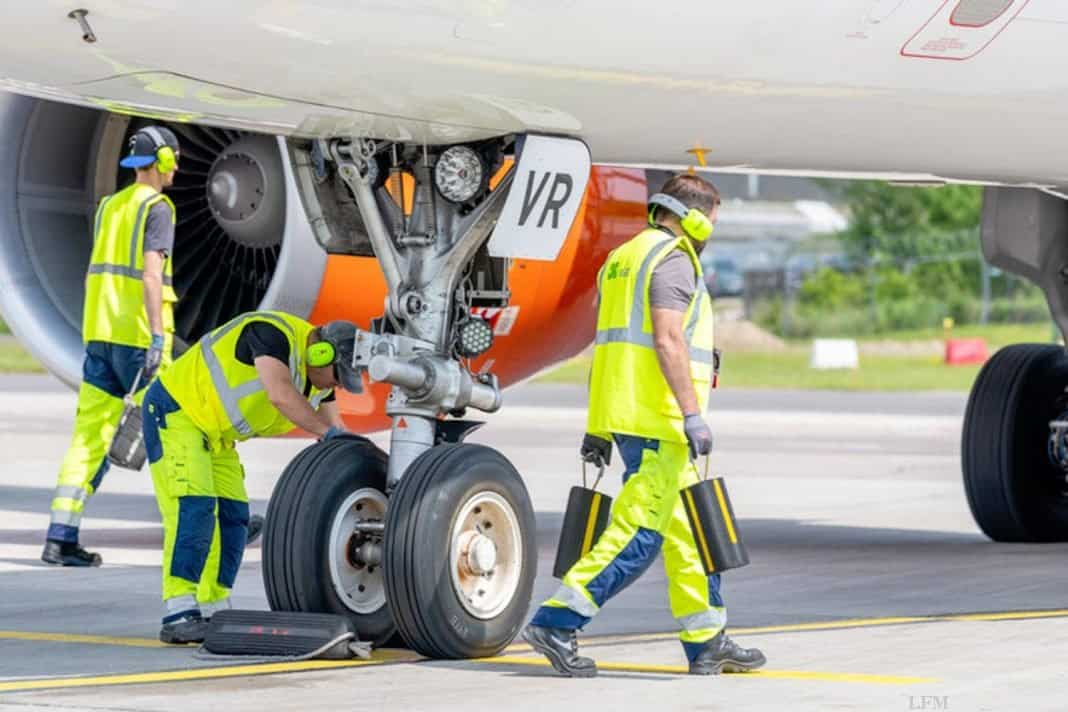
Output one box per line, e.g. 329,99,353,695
0,376,1066,711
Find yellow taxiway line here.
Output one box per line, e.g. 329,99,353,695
0,653,933,693
0,630,166,648
7,608,1068,654
2,608,1065,694
0,650,420,693
479,656,936,685
504,608,1068,652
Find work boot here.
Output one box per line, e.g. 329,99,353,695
689,631,767,675
521,624,597,678
159,614,209,645
41,540,102,567
246,514,265,545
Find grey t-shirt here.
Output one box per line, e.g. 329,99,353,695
649,249,697,312
143,201,175,256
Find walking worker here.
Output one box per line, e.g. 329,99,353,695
42,125,181,567
522,174,766,676
142,310,362,644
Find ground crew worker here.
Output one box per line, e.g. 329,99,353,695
141,310,362,644
42,126,181,567
522,174,766,677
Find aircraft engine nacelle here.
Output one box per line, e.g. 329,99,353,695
0,95,648,430
0,93,325,385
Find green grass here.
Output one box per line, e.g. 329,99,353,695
538,321,1062,391
715,351,982,391
536,352,983,391
0,317,1055,387
0,338,44,373
857,322,1057,348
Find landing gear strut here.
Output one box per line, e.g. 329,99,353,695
264,137,536,658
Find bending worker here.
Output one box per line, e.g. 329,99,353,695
142,310,361,644
43,126,181,566
523,174,766,676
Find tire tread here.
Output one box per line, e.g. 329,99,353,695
962,343,1067,541
384,443,535,659
262,436,393,642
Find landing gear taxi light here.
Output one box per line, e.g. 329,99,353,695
457,317,494,358
434,146,484,203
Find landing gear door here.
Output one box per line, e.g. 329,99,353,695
488,134,591,261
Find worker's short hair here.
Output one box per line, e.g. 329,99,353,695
653,174,721,222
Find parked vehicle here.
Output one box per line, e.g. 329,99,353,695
704,256,745,297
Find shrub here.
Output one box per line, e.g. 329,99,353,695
797,268,866,311
987,296,1050,324
754,266,1052,338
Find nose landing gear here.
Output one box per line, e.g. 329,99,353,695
264,137,537,658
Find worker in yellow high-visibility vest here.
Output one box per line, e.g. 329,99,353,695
42,126,181,567
523,174,766,676
142,310,362,644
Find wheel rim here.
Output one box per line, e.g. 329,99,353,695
449,491,523,620
328,487,387,614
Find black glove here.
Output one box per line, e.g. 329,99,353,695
683,413,713,460
142,333,165,383
580,433,612,468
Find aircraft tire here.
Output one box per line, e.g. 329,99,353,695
384,443,536,659
963,343,1068,542
262,435,396,645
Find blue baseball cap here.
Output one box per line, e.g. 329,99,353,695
119,126,179,169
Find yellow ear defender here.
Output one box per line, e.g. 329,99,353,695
140,126,177,173
307,340,337,368
156,145,177,174
647,193,714,241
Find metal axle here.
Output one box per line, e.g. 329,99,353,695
352,521,385,534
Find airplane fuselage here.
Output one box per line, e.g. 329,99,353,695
2,1,1066,187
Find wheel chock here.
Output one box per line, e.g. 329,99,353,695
202,609,364,660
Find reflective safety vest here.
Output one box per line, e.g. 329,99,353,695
82,182,178,349
587,228,715,444
159,311,333,449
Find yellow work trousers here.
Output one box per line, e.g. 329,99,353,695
47,341,163,543
143,381,249,622
532,437,725,659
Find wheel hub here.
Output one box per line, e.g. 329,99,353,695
347,536,383,569
458,530,498,575
329,488,388,615
449,491,522,620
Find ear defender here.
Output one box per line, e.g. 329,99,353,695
647,193,714,241
140,126,177,173
155,145,176,173
680,208,713,241
307,341,337,368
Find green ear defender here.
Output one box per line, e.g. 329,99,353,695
141,126,177,173
307,341,337,368
647,193,714,241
